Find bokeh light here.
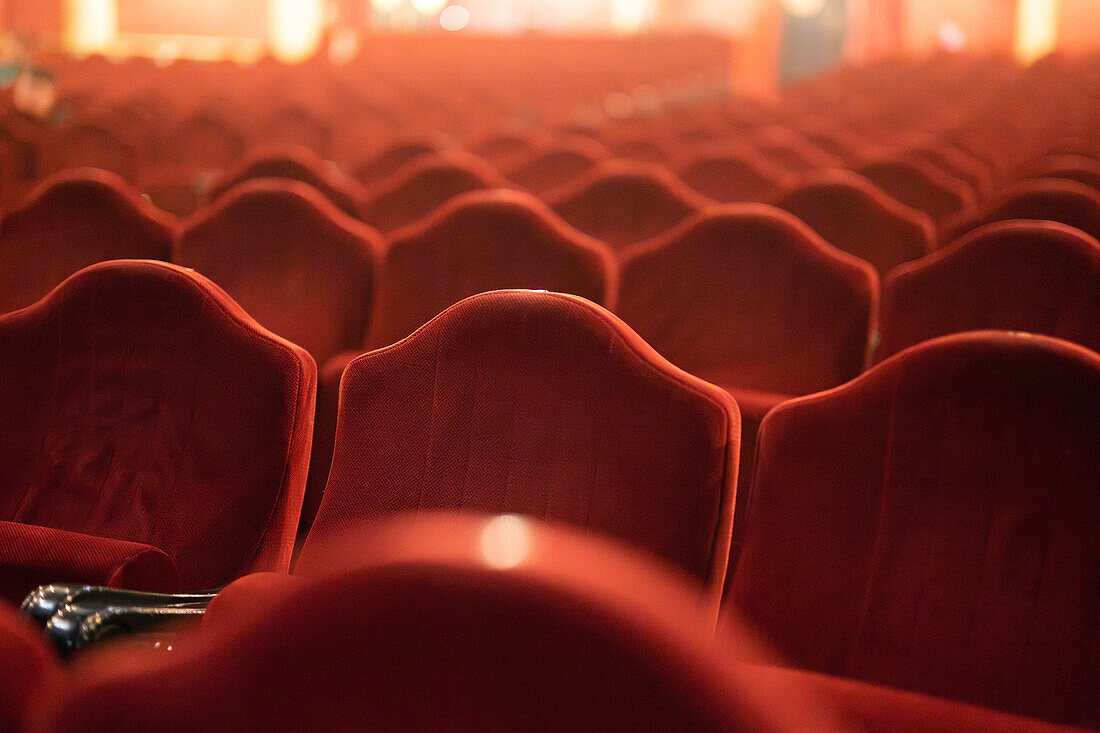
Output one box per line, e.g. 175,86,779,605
782,0,826,19
479,515,533,570
411,0,447,16
269,0,325,63
439,5,470,31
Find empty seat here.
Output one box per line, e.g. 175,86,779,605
0,169,175,314
0,261,316,601
941,178,1100,245
904,144,995,201
752,127,843,174
163,111,246,172
311,291,739,607
351,137,450,186
204,145,364,218
878,220,1100,360
617,205,877,544
41,122,140,183
775,170,935,273
1017,155,1100,194
857,158,976,222
549,161,709,252
504,136,612,195
675,146,794,203
728,332,1100,728
35,514,839,733
176,178,381,367
358,153,509,234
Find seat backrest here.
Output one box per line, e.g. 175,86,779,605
0,169,175,314
675,147,794,204
352,138,449,186
41,122,139,182
367,189,614,348
165,111,246,171
903,143,995,200
204,145,363,218
312,291,739,604
617,204,877,396
504,137,612,195
729,332,1100,727
939,178,1100,245
775,169,935,274
358,152,509,233
879,220,1100,360
0,260,316,588
857,158,976,222
37,515,841,732
0,600,57,733
177,179,381,366
549,161,709,251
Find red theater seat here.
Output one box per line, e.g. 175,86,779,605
176,178,381,367
904,144,995,200
857,158,976,222
504,136,612,195
204,145,364,218
34,515,839,733
728,332,1100,728
940,179,1100,245
549,161,709,251
41,122,140,183
358,152,509,233
0,261,316,601
163,111,246,172
617,205,876,545
1017,155,1100,194
309,291,739,608
0,600,57,732
775,169,935,273
752,127,844,173
878,220,1100,360
675,146,795,203
0,169,175,314
351,137,451,186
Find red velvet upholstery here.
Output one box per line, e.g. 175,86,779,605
752,127,844,173
504,136,612,195
41,123,139,182
308,291,739,607
675,146,795,203
548,161,709,251
857,159,976,222
358,152,510,233
366,189,615,348
351,138,449,186
0,600,58,733
36,515,839,733
617,205,877,546
0,260,316,591
878,220,1100,360
0,169,175,313
939,179,1100,245
1017,156,1100,194
775,169,936,273
904,144,995,200
204,145,364,218
176,178,381,367
728,332,1100,728
0,521,180,605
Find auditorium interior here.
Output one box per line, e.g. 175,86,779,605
0,0,1098,730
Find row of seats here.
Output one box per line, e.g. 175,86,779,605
1,260,1097,729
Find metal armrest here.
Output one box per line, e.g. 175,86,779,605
21,584,217,626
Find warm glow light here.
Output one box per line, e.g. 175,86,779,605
782,0,826,18
65,0,118,54
1015,0,1059,64
610,0,654,34
937,21,967,52
439,5,470,31
479,515,532,570
411,0,447,16
269,0,325,63
371,0,404,12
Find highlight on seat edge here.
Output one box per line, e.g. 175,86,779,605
0,2,1098,731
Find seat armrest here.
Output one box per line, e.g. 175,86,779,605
45,600,209,657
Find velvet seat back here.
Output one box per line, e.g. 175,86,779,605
879,220,1100,360
775,170,935,274
0,169,175,314
366,189,614,348
312,291,739,605
0,260,316,589
729,332,1100,727
939,179,1100,245
675,148,794,204
177,179,381,367
857,159,976,222
617,205,877,397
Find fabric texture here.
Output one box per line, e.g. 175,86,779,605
0,260,316,591
504,136,611,195
774,169,936,273
878,220,1100,360
857,158,976,223
729,332,1100,728
0,520,180,605
0,600,58,733
939,178,1100,246
0,168,175,314
307,290,740,607
675,146,795,203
